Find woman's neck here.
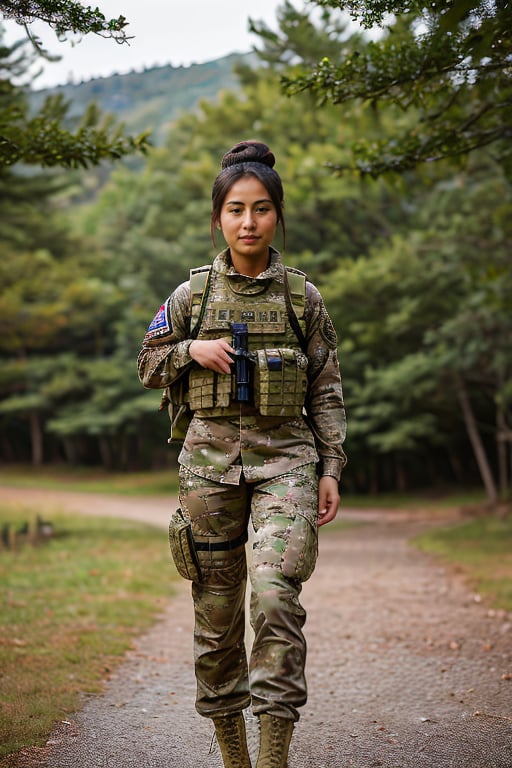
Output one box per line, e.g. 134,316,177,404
228,249,270,278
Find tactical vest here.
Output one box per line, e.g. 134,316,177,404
187,265,308,418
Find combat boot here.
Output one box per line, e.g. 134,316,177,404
256,714,294,768
212,712,252,768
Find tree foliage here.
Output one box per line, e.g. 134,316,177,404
321,155,512,497
0,32,149,167
0,0,130,49
1,89,150,168
280,0,512,177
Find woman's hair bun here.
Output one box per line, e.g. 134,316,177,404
221,140,275,170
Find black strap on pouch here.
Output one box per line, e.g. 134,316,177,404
194,529,249,552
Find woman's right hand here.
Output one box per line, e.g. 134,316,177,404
189,339,234,374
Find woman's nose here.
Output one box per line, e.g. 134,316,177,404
242,211,256,229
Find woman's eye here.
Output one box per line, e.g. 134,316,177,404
256,206,270,214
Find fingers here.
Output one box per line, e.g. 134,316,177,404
189,339,234,373
317,476,340,527
318,501,338,527
210,339,235,373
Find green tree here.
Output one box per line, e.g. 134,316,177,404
0,31,149,167
0,0,130,51
0,229,164,467
0,17,150,170
421,159,512,503
279,1,512,177
322,156,511,501
248,0,365,68
0,23,149,463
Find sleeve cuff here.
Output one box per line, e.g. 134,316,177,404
320,457,344,483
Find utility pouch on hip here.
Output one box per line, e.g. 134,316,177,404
168,508,202,582
164,379,192,443
168,401,191,443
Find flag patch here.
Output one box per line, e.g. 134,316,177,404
145,303,172,341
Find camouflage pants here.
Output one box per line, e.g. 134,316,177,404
178,463,319,722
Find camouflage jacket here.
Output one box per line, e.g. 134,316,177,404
137,249,347,485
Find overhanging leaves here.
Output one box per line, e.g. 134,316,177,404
0,0,130,42
281,1,512,176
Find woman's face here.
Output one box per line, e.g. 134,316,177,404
217,175,278,275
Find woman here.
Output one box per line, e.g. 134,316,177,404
138,140,347,768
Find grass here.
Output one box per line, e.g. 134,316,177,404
342,488,487,511
0,466,179,496
0,503,178,764
413,516,512,611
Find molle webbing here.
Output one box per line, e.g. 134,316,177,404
186,265,308,417
189,265,306,348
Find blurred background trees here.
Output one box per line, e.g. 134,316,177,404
0,1,510,503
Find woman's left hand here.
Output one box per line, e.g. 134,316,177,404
317,475,340,527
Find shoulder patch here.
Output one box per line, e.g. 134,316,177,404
144,301,172,342
320,307,338,349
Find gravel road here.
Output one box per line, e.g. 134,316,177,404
4,488,512,768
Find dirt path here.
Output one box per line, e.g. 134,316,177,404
5,488,512,768
1,486,176,530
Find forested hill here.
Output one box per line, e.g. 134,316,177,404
29,52,252,145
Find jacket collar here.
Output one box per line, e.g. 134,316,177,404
212,247,285,283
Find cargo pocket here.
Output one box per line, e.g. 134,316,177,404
168,508,202,582
281,511,318,583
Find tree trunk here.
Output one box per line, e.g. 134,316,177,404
62,436,77,465
1,436,15,462
369,459,379,495
447,448,464,484
454,373,498,505
99,435,113,470
29,410,43,466
395,456,407,492
496,372,510,500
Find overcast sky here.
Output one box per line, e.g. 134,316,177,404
2,0,287,88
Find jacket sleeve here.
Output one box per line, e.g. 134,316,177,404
137,281,194,389
303,281,347,481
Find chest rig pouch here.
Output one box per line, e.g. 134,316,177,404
254,347,308,416
186,266,308,418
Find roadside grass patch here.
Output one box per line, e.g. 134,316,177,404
343,488,486,511
0,504,177,763
0,467,179,496
413,516,512,611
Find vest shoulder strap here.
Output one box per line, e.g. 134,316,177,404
283,267,307,352
285,267,306,307
189,266,212,339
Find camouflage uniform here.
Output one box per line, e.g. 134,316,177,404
138,248,346,722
